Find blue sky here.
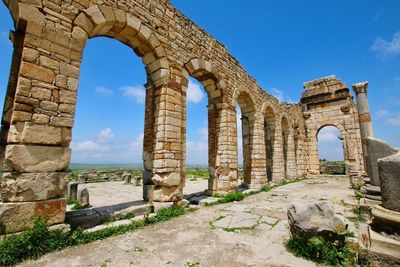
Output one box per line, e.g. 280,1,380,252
0,1,399,165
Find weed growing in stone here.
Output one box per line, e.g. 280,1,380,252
286,235,371,266
0,205,192,266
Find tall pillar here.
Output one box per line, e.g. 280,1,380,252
352,82,373,176
352,82,373,142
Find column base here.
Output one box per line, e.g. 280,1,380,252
0,198,66,235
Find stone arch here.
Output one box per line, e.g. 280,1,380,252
232,86,258,186
74,6,170,87
316,123,348,174
262,103,277,182
281,115,291,178
181,58,227,194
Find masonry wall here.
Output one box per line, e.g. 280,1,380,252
0,0,360,234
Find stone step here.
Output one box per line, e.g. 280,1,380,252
66,201,152,230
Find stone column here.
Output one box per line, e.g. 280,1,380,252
352,81,373,172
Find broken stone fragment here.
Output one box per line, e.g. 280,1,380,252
378,151,400,212
287,201,348,242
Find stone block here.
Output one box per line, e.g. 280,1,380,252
1,172,68,202
152,186,181,202
378,152,400,212
78,188,89,205
20,62,55,84
4,145,70,172
0,198,66,234
8,122,71,146
366,137,398,186
67,181,79,201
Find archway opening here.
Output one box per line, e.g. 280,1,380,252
235,92,255,188
69,36,147,210
317,125,345,175
281,117,290,178
264,107,276,182
0,4,19,179
183,77,210,198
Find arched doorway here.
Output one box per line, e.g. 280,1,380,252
281,116,290,178
317,125,345,175
0,4,20,172
69,36,147,208
264,107,276,182
235,91,256,188
184,77,209,197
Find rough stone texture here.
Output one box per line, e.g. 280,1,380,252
0,0,366,232
67,182,79,201
4,145,71,172
1,172,68,202
378,152,400,212
0,198,66,234
367,137,398,187
287,202,348,242
78,188,89,206
301,76,364,176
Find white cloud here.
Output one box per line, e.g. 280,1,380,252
376,109,390,117
198,127,208,139
271,88,284,102
186,140,208,164
71,132,144,164
72,141,104,152
370,31,400,59
386,116,400,126
95,86,113,96
318,126,343,161
318,126,341,142
187,79,205,104
122,86,146,104
98,128,114,140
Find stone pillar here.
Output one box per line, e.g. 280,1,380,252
272,119,284,182
352,81,373,174
67,182,79,201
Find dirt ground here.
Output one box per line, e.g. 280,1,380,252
20,177,359,267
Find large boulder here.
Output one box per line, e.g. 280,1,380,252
378,151,400,212
287,202,348,242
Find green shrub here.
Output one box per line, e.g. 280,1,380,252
286,235,371,266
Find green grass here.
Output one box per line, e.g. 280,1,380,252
286,235,371,266
0,205,192,266
186,168,209,179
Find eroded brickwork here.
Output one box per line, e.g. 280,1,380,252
301,75,364,176
0,0,364,234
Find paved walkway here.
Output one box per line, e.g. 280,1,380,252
21,177,358,267
78,179,208,208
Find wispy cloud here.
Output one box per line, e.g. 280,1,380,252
98,128,114,140
122,86,146,104
386,116,400,127
270,87,296,103
271,88,284,102
372,10,384,22
71,128,144,164
187,79,205,104
95,86,113,96
318,126,341,142
318,126,343,160
370,31,400,59
375,109,391,118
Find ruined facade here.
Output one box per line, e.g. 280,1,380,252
301,76,364,176
0,0,364,234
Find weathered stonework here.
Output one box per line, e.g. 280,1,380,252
0,0,366,233
301,76,364,176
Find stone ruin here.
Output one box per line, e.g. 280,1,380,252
0,0,395,243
